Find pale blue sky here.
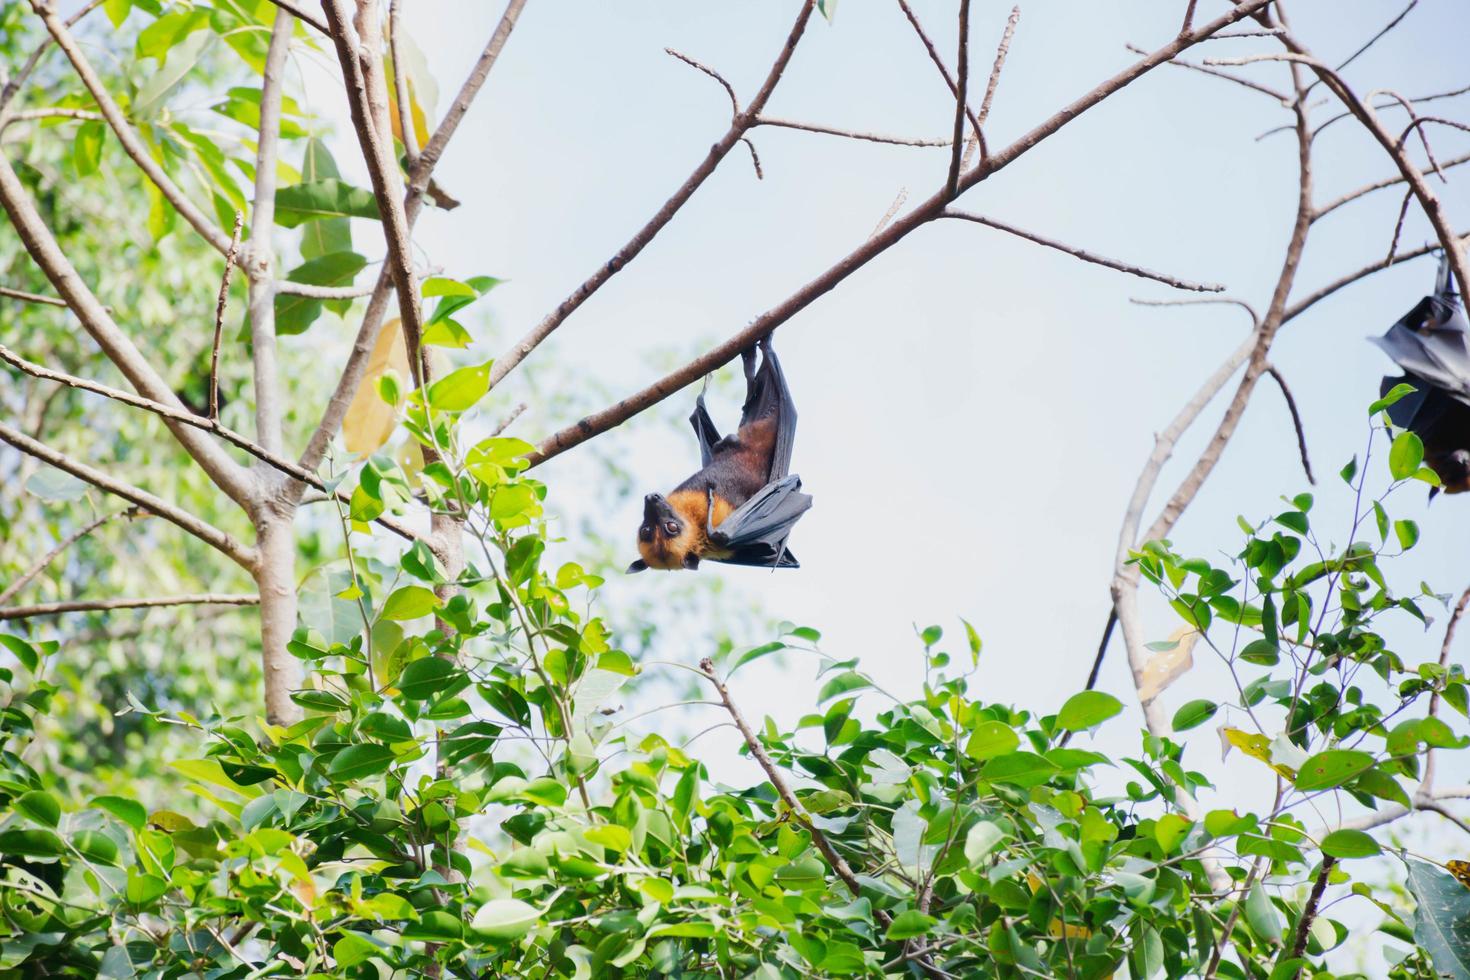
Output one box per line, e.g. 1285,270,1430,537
301,1,1470,834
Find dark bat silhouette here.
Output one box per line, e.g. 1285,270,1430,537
1371,255,1470,495
629,336,812,572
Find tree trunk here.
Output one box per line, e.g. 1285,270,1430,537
254,510,302,726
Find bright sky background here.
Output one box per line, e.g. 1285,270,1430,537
299,0,1470,863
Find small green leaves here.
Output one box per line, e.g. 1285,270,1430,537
16,791,61,828
275,179,381,225
1172,699,1217,732
964,720,1019,760
963,820,1006,866
1244,882,1284,945
1320,829,1381,859
327,744,395,782
1056,691,1123,732
885,910,936,940
471,899,541,940
91,796,147,832
1370,382,1417,416
1389,431,1425,481
426,360,493,413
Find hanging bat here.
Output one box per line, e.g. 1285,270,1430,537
628,336,812,572
1371,255,1470,495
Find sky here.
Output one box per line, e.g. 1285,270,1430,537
290,0,1470,859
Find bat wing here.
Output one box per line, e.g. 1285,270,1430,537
1370,255,1470,405
688,390,722,469
705,474,812,568
1379,374,1437,431
739,341,798,480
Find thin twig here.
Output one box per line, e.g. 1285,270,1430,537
976,6,1019,129
756,116,949,148
1180,0,1199,35
389,0,420,167
0,509,129,606
0,594,259,622
1264,365,1315,484
262,0,329,34
896,0,985,159
945,0,972,198
489,402,528,437
1315,150,1470,221
1316,0,1416,88
0,284,67,307
210,212,244,422
1385,187,1415,264
869,189,909,240
1282,233,1468,324
1128,44,1289,102
741,137,763,179
0,422,257,570
1083,607,1118,692
0,0,103,117
1429,586,1470,723
944,209,1226,291
665,48,739,117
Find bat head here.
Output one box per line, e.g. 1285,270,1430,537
628,492,703,572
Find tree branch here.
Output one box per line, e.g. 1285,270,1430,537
210,212,244,422
945,0,971,197
1129,44,1289,103
1287,856,1337,972
0,284,66,307
263,0,329,34
0,508,129,606
0,344,425,544
485,1,817,392
389,0,420,167
0,153,255,504
1281,233,1468,325
28,0,235,258
755,116,949,148
0,594,259,622
528,0,1276,467
0,0,103,118
0,422,257,570
895,0,985,159
944,208,1226,291
1314,149,1470,221
300,0,529,474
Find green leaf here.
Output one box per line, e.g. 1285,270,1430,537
24,466,89,502
964,720,1019,760
397,657,459,701
1245,882,1284,944
1389,431,1425,481
300,139,350,258
91,795,147,832
72,121,104,177
1172,699,1218,731
16,791,60,828
584,825,632,853
963,820,1006,866
1370,382,1417,415
426,361,492,413
0,828,64,857
885,910,936,941
1056,691,1123,732
1294,749,1375,792
980,752,1058,788
276,251,367,335
380,585,441,622
1320,829,1381,859
73,829,120,866
471,898,541,940
1394,519,1420,551
1,634,40,673
276,179,382,226
327,744,395,782
818,671,872,703
1238,638,1280,666
1408,859,1470,980
333,934,377,968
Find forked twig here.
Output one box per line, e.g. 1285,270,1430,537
210,212,244,422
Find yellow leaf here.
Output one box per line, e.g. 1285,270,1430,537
1138,627,1198,703
1048,917,1091,939
343,318,409,456
385,27,435,150
1218,726,1296,778
1447,859,1470,890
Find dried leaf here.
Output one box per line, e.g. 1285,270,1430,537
1138,627,1198,702
343,318,408,456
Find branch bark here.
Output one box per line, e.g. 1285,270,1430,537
0,594,258,622
529,0,1275,467
0,422,257,570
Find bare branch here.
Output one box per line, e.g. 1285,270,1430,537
895,0,985,159
1301,81,1470,145
1128,44,1289,102
1180,0,1199,35
665,48,739,118
1319,0,1416,85
301,0,529,473
0,107,102,132
944,208,1226,291
1315,149,1470,220
389,0,420,167
0,594,258,622
211,212,244,423
1429,586,1470,723
1385,187,1415,263
0,344,425,544
1264,364,1315,484
28,0,235,257
489,402,527,437
1282,232,1469,325
263,0,329,34
0,422,257,570
0,284,66,307
486,1,817,391
976,6,1020,129
1288,857,1338,969
756,116,948,148
1131,295,1262,322
870,189,909,239
0,509,129,606
0,154,254,503
0,0,103,117
945,0,972,198
273,280,379,300
528,0,1277,467
247,11,293,456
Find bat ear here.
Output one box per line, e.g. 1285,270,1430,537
682,552,701,571
626,559,649,574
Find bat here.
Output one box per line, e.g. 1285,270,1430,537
1371,254,1470,494
628,336,812,572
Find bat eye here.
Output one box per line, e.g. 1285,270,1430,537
664,521,679,535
